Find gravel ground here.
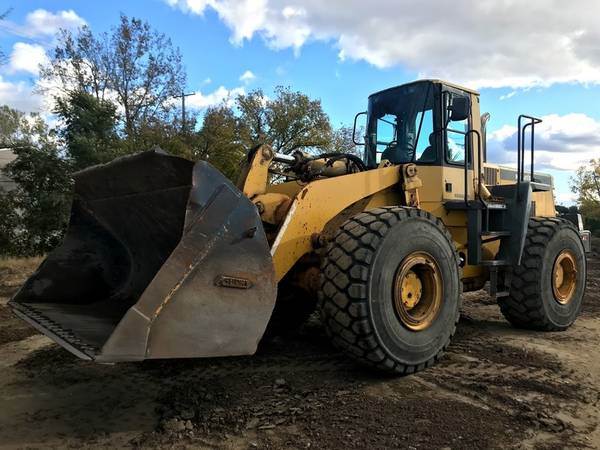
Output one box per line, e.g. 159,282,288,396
0,240,598,449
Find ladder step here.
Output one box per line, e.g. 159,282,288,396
485,203,507,210
480,231,511,238
481,260,510,266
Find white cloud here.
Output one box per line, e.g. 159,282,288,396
166,0,600,89
487,113,600,172
8,43,49,75
239,70,256,84
1,9,86,39
0,76,44,113
23,9,86,37
499,91,517,101
186,85,246,109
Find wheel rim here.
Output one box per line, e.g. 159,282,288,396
393,252,443,331
552,250,578,305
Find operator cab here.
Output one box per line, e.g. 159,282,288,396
357,79,476,169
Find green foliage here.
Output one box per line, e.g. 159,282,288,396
0,110,72,256
196,105,245,180
328,125,359,155
236,86,333,154
571,158,600,236
135,117,200,160
0,105,22,146
0,194,19,253
54,91,121,170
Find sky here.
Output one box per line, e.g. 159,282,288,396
2,0,600,204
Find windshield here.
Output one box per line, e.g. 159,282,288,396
364,82,435,167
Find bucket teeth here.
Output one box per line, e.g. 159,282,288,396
10,302,97,359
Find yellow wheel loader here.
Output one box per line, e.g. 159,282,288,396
9,79,590,374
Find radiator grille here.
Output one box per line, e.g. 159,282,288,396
483,167,499,185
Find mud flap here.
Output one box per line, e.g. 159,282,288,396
9,151,277,361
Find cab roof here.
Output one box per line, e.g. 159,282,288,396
369,79,480,98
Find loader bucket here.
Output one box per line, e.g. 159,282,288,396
9,150,277,362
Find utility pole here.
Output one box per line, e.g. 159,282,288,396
174,90,195,133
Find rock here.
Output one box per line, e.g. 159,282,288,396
179,409,195,420
184,420,194,431
246,418,260,429
163,418,186,433
274,378,287,387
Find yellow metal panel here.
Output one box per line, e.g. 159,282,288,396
241,145,274,198
266,179,305,198
271,165,401,281
532,191,556,217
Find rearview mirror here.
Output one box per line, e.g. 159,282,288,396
352,111,367,145
448,97,470,122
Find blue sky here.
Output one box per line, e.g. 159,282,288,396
2,0,600,203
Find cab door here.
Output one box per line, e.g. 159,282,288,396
440,87,480,203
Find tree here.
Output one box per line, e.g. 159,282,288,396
0,107,72,255
135,114,200,160
54,91,121,171
196,105,245,179
40,14,186,143
236,86,332,154
0,105,24,147
3,144,72,255
571,159,600,236
328,125,360,155
193,87,357,181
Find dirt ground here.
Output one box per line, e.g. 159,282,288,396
0,240,599,450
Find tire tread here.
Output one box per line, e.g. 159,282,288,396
318,207,460,374
498,217,582,331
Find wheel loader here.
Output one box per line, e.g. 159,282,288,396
9,79,590,374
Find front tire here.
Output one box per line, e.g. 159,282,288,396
319,207,461,374
499,217,587,331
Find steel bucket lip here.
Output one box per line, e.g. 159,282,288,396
9,301,95,360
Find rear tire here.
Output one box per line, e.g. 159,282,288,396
499,217,587,331
318,207,461,374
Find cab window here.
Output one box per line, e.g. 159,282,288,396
376,114,397,153
415,109,435,162
444,93,469,165
366,82,436,165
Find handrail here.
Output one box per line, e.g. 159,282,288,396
516,115,542,201
464,129,482,207
517,114,542,182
